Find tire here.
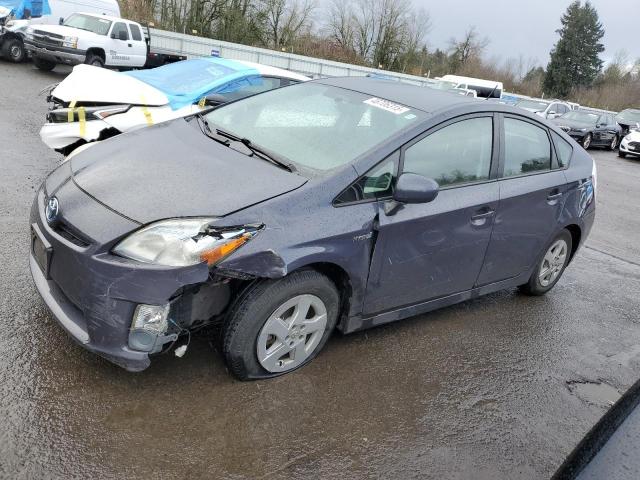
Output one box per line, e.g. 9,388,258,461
618,150,626,158
32,56,55,71
582,133,592,150
1,37,26,63
519,229,573,296
223,270,340,380
609,135,618,151
85,53,104,68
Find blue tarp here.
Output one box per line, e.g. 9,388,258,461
124,57,262,110
0,0,51,19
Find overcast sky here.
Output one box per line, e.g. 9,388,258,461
417,0,638,67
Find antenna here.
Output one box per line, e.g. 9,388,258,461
485,83,500,100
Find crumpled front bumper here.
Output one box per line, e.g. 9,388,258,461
40,119,111,151
29,187,211,372
620,140,640,156
24,40,86,65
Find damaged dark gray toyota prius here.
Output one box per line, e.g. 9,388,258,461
29,77,596,380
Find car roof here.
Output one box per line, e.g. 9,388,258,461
315,77,477,113
233,60,310,82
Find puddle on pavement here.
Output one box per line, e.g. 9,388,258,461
567,380,621,407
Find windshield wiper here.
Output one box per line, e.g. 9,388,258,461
196,116,296,172
212,124,296,173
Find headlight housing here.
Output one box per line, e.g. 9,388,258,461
113,218,261,267
47,105,130,123
62,35,78,48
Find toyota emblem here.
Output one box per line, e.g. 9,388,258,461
45,196,59,224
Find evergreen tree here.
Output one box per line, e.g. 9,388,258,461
544,1,605,98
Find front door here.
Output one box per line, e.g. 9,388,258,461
364,115,499,315
105,21,135,67
477,115,568,285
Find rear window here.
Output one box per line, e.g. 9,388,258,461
129,24,142,41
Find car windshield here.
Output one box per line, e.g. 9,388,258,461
204,83,426,171
63,13,112,35
616,109,640,125
561,111,599,124
517,100,549,111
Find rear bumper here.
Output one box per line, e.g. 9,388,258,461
24,40,86,65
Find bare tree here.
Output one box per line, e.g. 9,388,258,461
448,26,489,72
264,0,316,48
327,0,355,51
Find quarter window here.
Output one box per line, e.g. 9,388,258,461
335,152,398,204
551,132,572,168
503,118,551,177
402,117,493,187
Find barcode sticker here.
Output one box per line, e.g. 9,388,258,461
364,97,410,115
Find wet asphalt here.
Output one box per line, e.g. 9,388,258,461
1,60,640,480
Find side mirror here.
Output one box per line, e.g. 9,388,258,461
203,93,228,106
548,111,557,116
393,173,439,204
118,30,128,41
59,17,64,25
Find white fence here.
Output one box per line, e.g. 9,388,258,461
149,28,618,115
149,28,435,85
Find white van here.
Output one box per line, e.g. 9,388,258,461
439,74,504,99
0,0,119,62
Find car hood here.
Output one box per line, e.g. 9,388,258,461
68,118,307,224
51,64,169,106
624,130,640,142
552,118,594,129
33,24,102,38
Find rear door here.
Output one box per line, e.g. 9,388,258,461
363,114,500,314
476,114,567,285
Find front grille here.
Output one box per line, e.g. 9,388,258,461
33,30,64,47
629,142,640,151
53,221,91,247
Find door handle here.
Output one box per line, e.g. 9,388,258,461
470,209,495,225
547,192,563,201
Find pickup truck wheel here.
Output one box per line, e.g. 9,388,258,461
223,270,340,380
32,57,55,71
85,53,104,68
2,37,25,63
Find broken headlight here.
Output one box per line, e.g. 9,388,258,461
113,218,261,267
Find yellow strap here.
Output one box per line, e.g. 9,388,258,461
198,97,206,108
78,107,86,137
68,100,76,122
140,95,153,126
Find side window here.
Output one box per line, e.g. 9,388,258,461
112,22,129,40
503,118,551,177
551,132,573,168
558,104,568,114
334,152,398,204
129,23,142,41
402,117,493,187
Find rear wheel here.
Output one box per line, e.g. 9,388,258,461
223,270,340,380
85,53,104,68
2,37,25,63
609,135,618,151
32,56,55,71
582,133,592,149
519,230,573,296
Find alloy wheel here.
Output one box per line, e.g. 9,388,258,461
583,134,591,149
539,239,568,287
611,136,618,150
10,45,21,60
256,294,328,373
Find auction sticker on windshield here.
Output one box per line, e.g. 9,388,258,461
364,97,410,115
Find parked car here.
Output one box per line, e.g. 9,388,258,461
516,99,571,120
552,110,621,150
0,0,119,63
40,57,310,154
30,78,596,379
24,11,184,71
615,108,640,138
619,126,640,159
438,74,503,98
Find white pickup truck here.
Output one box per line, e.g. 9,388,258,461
24,11,184,71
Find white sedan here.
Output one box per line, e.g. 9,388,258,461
619,126,640,159
40,57,309,154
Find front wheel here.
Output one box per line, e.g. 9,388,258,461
2,37,26,63
85,53,104,67
582,133,592,149
223,270,340,380
519,230,573,296
32,56,55,71
609,135,619,151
